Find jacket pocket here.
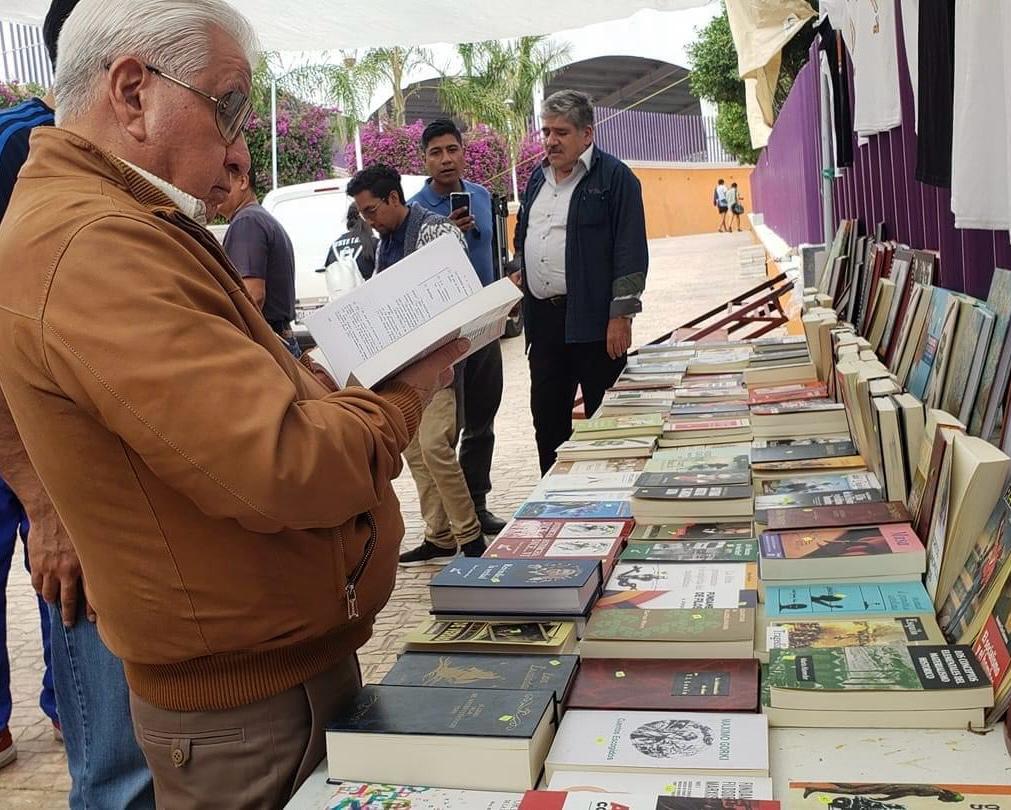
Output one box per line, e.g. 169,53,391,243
578,189,609,227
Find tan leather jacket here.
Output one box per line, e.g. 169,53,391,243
0,128,423,711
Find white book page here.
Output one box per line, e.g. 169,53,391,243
305,234,482,386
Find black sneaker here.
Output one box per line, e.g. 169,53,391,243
398,540,457,567
476,509,507,536
459,535,488,557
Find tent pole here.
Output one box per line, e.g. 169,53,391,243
354,124,363,171
818,67,834,244
271,75,278,190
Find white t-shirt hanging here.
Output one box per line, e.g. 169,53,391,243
899,0,919,132
851,0,902,136
951,0,1011,231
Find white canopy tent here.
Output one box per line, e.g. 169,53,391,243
2,0,712,52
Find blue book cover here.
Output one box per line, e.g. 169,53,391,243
514,500,633,519
430,558,601,590
907,288,953,400
764,581,933,618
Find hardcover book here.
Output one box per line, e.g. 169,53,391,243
566,658,759,712
402,619,578,655
544,710,769,777
429,559,602,616
788,782,1011,810
621,540,758,563
326,685,556,790
763,581,934,619
758,523,925,581
766,615,945,651
765,645,993,711
515,501,633,520
764,501,910,532
628,522,754,541
382,652,579,706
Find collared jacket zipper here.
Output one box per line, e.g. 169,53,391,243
340,511,378,620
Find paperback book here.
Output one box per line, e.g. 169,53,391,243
605,562,758,600
322,783,521,810
581,607,756,660
567,658,759,712
763,581,934,619
544,710,769,777
519,793,778,810
495,519,633,542
621,540,758,563
402,619,578,655
628,523,754,541
765,645,993,711
544,772,773,800
515,501,633,520
787,782,1011,810
764,501,910,532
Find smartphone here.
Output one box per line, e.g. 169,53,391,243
449,191,471,216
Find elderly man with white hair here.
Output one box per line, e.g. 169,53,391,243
0,0,466,805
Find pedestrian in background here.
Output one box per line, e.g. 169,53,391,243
325,202,378,280
513,90,648,474
714,177,729,232
727,181,745,232
411,119,507,536
220,165,300,356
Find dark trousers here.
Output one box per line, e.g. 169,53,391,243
459,340,503,508
527,296,626,475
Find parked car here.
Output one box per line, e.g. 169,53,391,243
212,176,522,348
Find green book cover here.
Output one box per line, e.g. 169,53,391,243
621,540,758,563
573,413,664,433
766,645,988,692
584,607,754,642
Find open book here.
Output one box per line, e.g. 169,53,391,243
305,234,522,388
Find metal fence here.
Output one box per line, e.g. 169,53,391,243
0,21,51,88
593,106,736,165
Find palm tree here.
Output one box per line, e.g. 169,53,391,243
438,36,569,135
437,36,570,196
276,51,384,144
364,47,432,127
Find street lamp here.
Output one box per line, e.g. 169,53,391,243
504,97,520,203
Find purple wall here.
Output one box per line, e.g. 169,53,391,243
593,106,714,163
751,0,1011,298
749,46,824,247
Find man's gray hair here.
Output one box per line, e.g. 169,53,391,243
54,0,259,124
541,89,594,130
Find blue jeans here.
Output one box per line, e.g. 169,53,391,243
0,477,57,728
49,600,154,809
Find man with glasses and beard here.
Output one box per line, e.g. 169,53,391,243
0,0,465,804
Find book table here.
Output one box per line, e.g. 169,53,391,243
285,727,1011,808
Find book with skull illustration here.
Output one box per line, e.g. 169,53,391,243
325,685,556,790
543,709,769,778
429,559,603,616
382,652,579,714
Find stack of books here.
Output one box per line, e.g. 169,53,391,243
316,266,1011,795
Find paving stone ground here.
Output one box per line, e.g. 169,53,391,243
0,230,760,807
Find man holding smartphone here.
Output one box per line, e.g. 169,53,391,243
411,119,507,536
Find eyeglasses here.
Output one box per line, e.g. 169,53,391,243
145,64,252,145
358,198,388,220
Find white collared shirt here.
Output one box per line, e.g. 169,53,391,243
122,160,208,225
524,144,594,299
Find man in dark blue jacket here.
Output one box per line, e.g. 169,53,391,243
513,90,648,474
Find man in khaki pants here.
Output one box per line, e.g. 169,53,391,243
349,165,488,565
